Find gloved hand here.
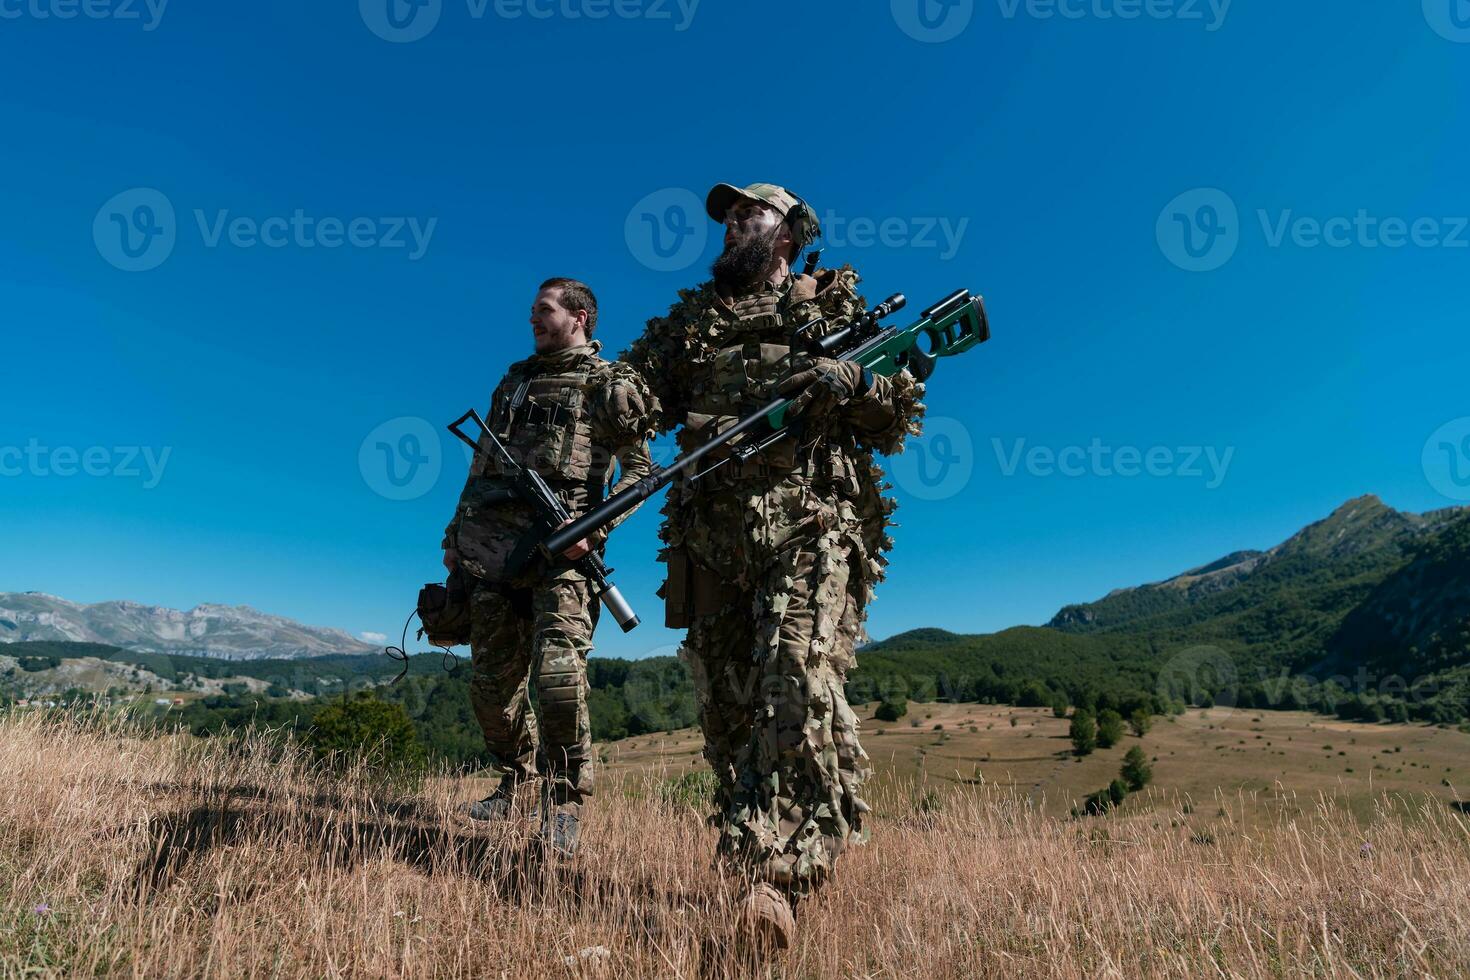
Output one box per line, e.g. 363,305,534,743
777,356,871,418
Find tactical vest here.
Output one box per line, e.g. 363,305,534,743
480,350,610,496
677,279,840,480
692,283,800,420
454,347,612,584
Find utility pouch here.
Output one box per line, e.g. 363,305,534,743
417,567,473,648
662,549,693,629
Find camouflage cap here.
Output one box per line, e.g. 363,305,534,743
705,182,820,248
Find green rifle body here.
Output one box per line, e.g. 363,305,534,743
541,287,990,558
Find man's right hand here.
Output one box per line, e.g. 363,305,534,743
443,547,459,573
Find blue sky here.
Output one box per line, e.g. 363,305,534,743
2,1,1467,659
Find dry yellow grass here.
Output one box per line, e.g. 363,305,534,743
3,709,1469,978
604,703,1470,821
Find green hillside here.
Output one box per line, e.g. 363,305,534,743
7,495,1466,768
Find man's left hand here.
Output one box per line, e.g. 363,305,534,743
778,357,869,417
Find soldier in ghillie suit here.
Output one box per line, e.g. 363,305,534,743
443,277,654,857
621,183,924,945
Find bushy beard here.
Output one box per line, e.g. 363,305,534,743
711,231,776,291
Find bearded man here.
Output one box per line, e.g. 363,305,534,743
621,183,924,945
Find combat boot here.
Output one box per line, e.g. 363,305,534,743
459,779,520,822
738,882,796,951
538,801,581,858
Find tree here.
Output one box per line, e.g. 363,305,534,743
1051,694,1069,718
874,698,908,723
1097,709,1125,749
1128,708,1152,737
1018,680,1049,707
1121,746,1153,791
1107,778,1128,806
1070,709,1097,756
309,693,423,767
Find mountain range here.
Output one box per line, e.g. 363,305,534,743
4,493,1468,731
0,593,378,660
858,495,1470,723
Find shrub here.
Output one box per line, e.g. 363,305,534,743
1070,710,1097,756
1128,709,1152,737
656,769,719,810
874,698,907,722
1121,746,1153,791
309,693,423,768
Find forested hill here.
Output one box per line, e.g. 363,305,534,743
863,496,1470,723
6,496,1467,767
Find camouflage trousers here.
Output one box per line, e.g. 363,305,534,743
468,574,596,804
682,540,872,892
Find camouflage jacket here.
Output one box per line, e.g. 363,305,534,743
620,267,925,607
444,341,655,584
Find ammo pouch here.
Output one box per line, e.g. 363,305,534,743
662,549,738,629
417,567,472,648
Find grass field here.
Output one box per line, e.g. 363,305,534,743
602,702,1470,821
3,706,1468,977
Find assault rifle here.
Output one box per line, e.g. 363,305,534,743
542,287,989,558
447,409,640,632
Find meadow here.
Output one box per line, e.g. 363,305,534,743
2,705,1467,978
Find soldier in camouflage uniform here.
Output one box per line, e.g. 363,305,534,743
444,277,654,856
621,183,924,942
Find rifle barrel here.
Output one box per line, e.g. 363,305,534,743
542,395,787,556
